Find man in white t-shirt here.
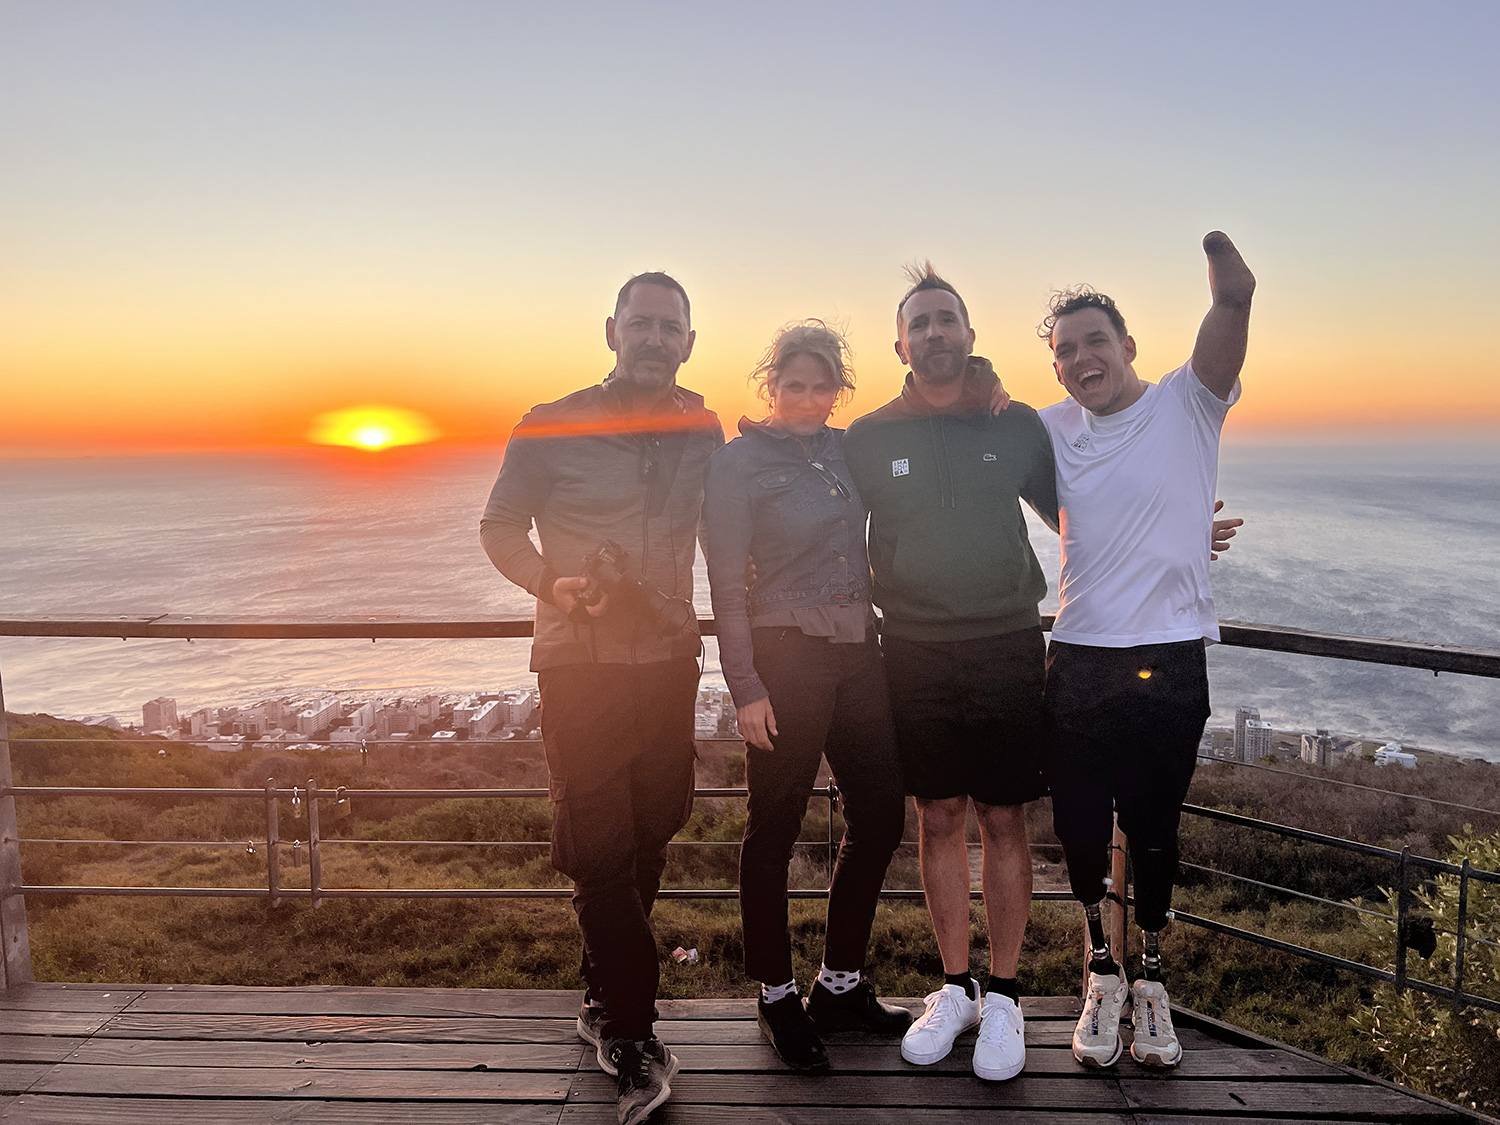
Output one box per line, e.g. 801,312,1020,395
1037,232,1255,1072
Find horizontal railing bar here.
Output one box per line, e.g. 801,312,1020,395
1178,860,1397,919
1215,619,1500,678
1209,758,1500,819
1182,804,1500,884
18,884,1077,902
1171,909,1500,1015
2,785,824,800
2,613,1498,678
21,838,262,847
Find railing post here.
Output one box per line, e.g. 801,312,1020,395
0,657,35,987
265,778,281,909
307,778,322,909
1452,859,1470,1014
1394,846,1411,996
826,780,840,880
1109,817,1129,971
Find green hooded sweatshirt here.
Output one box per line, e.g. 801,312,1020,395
843,359,1059,642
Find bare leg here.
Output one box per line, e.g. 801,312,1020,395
916,795,973,975
975,801,1032,978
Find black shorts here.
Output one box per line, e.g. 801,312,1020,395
1044,640,1211,850
881,628,1047,807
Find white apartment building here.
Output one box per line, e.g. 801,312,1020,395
1375,742,1418,769
1243,719,1274,762
297,699,341,737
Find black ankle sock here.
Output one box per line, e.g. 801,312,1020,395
944,971,978,1000
985,975,1020,1003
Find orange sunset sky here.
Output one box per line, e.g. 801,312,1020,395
3,2,1498,457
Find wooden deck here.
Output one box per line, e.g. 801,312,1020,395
0,983,1487,1123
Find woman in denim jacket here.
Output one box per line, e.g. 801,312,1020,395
704,322,911,1073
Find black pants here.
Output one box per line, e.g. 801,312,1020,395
1044,640,1210,933
538,658,699,1042
739,628,907,985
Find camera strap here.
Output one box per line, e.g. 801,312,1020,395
641,431,689,520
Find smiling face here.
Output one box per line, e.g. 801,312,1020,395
1050,307,1144,415
896,289,975,386
768,353,840,437
605,282,695,391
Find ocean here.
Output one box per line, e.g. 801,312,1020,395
1,443,1497,760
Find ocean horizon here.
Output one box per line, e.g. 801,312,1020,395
1,440,1497,761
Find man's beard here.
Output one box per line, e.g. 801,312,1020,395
620,347,681,389
911,345,967,385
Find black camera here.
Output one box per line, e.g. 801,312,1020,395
570,539,697,636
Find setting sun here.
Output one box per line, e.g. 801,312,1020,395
307,406,440,451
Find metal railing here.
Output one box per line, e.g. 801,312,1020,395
2,611,1499,1010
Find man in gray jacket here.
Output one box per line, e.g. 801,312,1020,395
480,271,722,1125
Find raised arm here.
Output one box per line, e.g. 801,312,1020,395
1190,231,1256,401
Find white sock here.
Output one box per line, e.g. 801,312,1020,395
761,980,798,1004
818,965,860,994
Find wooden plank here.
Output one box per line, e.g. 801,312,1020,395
1119,1078,1471,1119
0,1065,48,1095
671,1042,1342,1079
124,986,582,1019
0,1012,110,1037
115,989,1082,1021
95,1013,581,1043
564,1071,1132,1110
30,1064,570,1101
561,1109,1133,1125
66,1038,584,1071
0,986,142,1013
0,1037,85,1065
1,1097,567,1124
88,1010,1218,1050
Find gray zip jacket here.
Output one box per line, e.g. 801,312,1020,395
480,374,724,670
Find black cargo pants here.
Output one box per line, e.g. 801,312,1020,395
538,657,699,1042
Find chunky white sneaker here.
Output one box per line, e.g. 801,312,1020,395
1129,979,1182,1068
900,981,980,1065
1073,970,1128,1068
972,993,1026,1081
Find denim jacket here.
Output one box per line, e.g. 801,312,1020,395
704,418,871,706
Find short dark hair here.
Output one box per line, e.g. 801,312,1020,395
1038,286,1127,343
895,261,969,333
615,271,691,325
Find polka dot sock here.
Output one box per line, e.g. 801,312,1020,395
761,980,798,1004
818,966,860,994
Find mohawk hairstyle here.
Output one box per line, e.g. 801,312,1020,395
896,261,969,333
1038,286,1127,343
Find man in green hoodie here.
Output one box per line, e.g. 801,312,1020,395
842,266,1059,1081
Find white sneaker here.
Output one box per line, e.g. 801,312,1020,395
1129,979,1182,1068
900,981,980,1065
972,993,1026,1081
1073,969,1127,1068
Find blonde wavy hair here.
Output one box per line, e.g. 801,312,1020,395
749,319,856,409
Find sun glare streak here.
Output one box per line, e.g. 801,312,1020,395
308,406,439,451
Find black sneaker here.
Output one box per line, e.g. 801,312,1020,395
805,979,914,1035
577,993,613,1074
606,1037,680,1125
757,993,830,1074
